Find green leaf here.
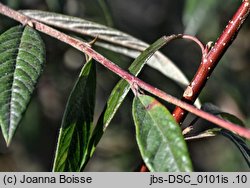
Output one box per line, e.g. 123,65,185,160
81,36,171,169
21,10,192,88
219,129,250,168
185,127,250,167
132,95,193,172
184,103,249,167
186,103,245,136
53,59,96,172
0,25,45,145
202,103,245,127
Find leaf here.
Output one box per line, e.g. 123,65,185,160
20,10,192,88
184,103,249,167
202,103,245,126
132,95,193,172
53,59,96,172
184,128,219,140
185,103,245,136
0,25,45,145
219,129,250,167
184,127,250,167
81,36,171,169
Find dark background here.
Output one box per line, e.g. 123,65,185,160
0,0,249,171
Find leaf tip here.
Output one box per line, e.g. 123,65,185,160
5,136,11,147
4,131,14,147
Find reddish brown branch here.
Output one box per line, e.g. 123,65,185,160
0,3,250,138
1,3,250,173
140,1,250,171
173,0,250,124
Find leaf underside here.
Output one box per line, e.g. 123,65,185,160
0,25,45,145
20,10,193,89
132,95,193,172
53,59,96,172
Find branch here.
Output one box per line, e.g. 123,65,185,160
172,0,250,123
139,0,250,172
0,3,250,140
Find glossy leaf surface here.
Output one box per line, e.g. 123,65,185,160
53,59,96,172
132,95,192,172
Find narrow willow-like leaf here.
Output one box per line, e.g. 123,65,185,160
53,59,96,172
20,10,191,88
185,127,250,168
0,25,45,145
186,103,245,136
201,103,245,127
220,129,250,167
81,36,171,169
184,103,249,167
132,95,193,172
184,128,219,140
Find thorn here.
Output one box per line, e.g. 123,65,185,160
84,36,98,61
88,36,98,46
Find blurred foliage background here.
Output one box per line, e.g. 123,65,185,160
0,0,249,171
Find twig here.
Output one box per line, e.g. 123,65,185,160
0,3,250,140
139,0,250,172
172,0,250,124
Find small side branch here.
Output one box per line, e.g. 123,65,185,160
172,0,250,124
